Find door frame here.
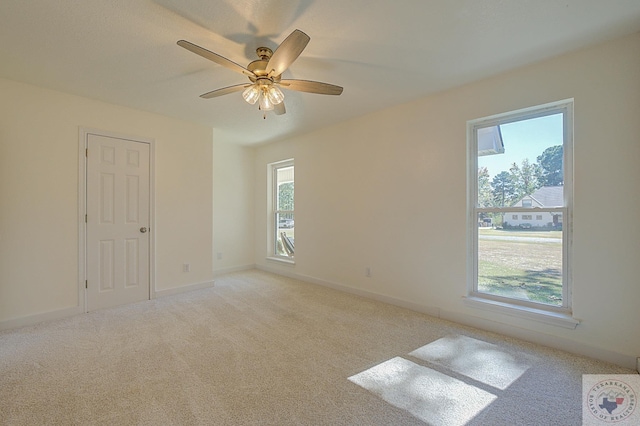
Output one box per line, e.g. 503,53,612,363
78,127,156,312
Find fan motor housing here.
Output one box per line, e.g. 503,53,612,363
248,59,269,76
247,47,281,82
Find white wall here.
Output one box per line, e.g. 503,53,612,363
0,78,214,325
213,139,255,275
253,32,640,368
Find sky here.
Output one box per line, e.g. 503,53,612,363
478,113,563,178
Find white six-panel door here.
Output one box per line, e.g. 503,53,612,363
86,134,150,311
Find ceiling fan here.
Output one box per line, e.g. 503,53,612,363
177,30,343,116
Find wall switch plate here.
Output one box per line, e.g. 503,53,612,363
217,252,223,260
183,263,190,272
365,267,371,277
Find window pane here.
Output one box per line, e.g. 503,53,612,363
477,113,564,208
276,166,294,211
276,212,295,257
470,101,571,312
477,221,563,306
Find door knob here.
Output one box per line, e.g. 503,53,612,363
140,227,148,233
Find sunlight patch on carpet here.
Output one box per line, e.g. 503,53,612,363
349,357,496,426
409,335,531,390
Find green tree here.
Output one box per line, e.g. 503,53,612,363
477,166,493,208
278,182,294,211
536,145,563,186
509,159,540,201
491,171,517,207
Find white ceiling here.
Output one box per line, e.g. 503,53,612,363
1,1,640,145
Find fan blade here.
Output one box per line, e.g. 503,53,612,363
200,84,249,99
266,29,310,77
274,102,286,115
278,79,343,95
177,40,253,77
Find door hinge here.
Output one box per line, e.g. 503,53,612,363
85,148,88,157
85,280,88,289
85,214,87,223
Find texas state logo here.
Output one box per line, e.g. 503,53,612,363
583,376,638,424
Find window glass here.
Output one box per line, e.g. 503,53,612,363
272,162,294,259
470,101,572,310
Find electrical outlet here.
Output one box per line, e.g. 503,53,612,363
183,263,190,272
365,267,371,277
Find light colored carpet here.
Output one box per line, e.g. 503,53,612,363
0,270,634,425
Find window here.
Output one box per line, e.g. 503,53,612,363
270,160,294,260
468,100,573,317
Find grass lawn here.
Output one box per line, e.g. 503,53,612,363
478,229,563,306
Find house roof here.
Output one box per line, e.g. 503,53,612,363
528,186,564,207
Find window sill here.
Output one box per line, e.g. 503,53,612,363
463,296,579,329
266,256,295,265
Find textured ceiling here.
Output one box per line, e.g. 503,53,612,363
1,0,640,145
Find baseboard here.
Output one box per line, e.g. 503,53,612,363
256,264,441,319
1,280,216,331
255,266,637,370
440,309,638,370
0,306,84,331
154,280,215,298
213,264,256,278
155,281,215,298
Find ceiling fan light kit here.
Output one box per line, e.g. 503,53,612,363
242,77,285,109
242,84,261,105
267,85,285,105
177,29,343,117
259,90,274,111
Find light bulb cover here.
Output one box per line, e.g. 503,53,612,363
267,86,284,105
259,87,274,110
259,95,274,110
242,85,260,105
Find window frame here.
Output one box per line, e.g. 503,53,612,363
466,100,575,325
268,159,295,263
